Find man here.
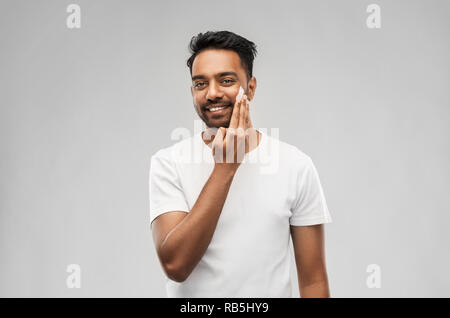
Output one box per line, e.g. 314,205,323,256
149,31,332,297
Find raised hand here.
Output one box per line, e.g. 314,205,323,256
211,91,253,171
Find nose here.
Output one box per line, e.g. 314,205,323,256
206,81,224,101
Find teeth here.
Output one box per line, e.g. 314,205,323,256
209,106,227,112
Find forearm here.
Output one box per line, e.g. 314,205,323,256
160,165,236,280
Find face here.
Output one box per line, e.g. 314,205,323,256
190,49,256,128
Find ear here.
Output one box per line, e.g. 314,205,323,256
247,77,257,101
190,85,194,97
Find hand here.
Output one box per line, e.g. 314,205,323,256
211,93,254,171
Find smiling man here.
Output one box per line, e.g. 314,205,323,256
149,31,332,298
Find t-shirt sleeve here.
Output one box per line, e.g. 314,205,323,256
289,156,332,226
149,149,190,226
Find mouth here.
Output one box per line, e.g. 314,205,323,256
205,104,232,115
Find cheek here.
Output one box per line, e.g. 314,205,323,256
192,95,200,107
228,88,240,102
194,94,204,105
197,98,205,109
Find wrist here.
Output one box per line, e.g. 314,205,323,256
213,163,239,178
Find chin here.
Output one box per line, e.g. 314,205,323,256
202,117,228,128
209,121,230,128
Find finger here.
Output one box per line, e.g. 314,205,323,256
246,99,253,128
224,127,237,163
203,127,216,143
228,96,241,129
245,99,249,129
212,127,226,160
212,127,225,147
244,101,252,152
238,95,246,129
225,126,236,147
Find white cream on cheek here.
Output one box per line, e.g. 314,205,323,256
236,86,244,103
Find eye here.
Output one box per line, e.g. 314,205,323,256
222,79,234,84
194,82,205,88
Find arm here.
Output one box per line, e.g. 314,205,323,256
151,92,251,283
152,165,236,282
290,224,331,297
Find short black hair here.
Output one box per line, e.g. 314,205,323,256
186,31,258,81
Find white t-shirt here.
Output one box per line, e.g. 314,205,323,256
149,130,332,298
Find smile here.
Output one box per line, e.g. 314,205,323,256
206,104,231,113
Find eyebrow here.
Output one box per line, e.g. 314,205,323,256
191,71,238,81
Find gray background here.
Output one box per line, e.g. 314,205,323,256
1,0,449,297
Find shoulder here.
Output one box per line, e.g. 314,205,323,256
150,134,197,166
264,133,313,170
